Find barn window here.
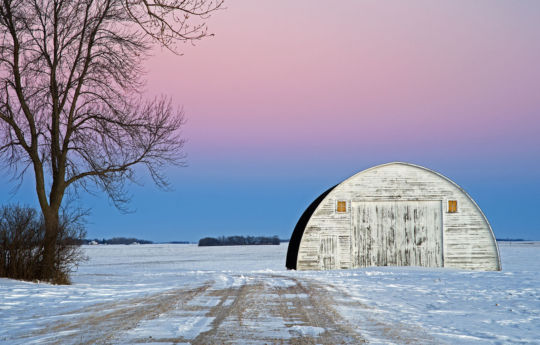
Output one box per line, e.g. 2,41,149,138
337,200,347,213
448,200,458,213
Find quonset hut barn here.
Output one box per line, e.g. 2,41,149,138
286,162,501,271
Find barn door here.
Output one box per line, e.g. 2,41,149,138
320,235,338,270
351,201,443,268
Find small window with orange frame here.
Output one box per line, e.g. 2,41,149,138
448,200,458,213
337,200,347,213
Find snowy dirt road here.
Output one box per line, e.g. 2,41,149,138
31,275,369,345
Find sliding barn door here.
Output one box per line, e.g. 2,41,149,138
351,201,443,268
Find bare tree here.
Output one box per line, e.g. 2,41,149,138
0,0,223,282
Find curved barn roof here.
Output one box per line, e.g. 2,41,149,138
286,162,500,270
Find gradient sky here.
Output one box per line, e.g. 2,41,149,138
1,0,539,241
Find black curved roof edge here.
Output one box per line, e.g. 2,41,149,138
286,185,337,270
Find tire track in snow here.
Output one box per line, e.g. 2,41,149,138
25,282,214,345
190,275,365,344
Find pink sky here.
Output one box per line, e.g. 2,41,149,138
144,0,539,164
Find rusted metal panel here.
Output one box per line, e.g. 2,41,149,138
294,162,500,271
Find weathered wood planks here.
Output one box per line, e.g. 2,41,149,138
350,201,442,268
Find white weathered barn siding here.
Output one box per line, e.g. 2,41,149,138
295,162,501,271
351,200,443,268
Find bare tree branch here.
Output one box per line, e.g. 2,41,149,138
0,0,222,281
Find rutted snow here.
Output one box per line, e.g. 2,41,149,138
0,242,538,344
187,295,221,307
122,312,215,341
289,325,326,337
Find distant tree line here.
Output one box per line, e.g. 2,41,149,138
198,236,280,246
83,237,153,245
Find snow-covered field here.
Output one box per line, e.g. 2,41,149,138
1,242,539,344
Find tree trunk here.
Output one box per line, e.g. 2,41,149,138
40,207,60,280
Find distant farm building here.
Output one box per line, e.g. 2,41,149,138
286,162,501,271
